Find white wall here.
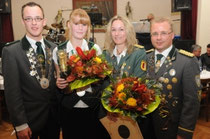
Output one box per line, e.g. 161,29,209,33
196,0,210,54
11,0,180,48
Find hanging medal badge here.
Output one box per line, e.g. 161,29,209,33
38,47,51,89
27,46,52,89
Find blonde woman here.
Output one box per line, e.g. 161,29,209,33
101,15,148,138
53,8,110,139
103,15,146,78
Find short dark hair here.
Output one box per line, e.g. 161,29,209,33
21,2,44,19
207,44,210,48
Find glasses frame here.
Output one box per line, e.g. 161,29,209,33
23,17,44,22
151,31,173,38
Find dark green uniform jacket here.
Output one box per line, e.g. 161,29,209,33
146,46,201,139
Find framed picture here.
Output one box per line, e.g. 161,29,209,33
73,0,117,32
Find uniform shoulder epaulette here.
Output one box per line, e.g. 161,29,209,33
134,44,144,49
146,48,154,54
5,40,20,47
179,49,194,57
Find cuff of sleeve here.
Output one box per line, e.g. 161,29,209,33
178,126,194,139
15,123,29,132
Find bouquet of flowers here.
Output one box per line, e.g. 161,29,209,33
101,76,162,120
61,47,112,90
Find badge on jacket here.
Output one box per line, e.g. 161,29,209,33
141,60,146,71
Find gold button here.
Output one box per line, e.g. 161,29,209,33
167,84,172,90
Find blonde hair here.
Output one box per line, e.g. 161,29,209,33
104,15,137,54
150,17,174,32
68,8,91,41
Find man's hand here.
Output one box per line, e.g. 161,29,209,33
17,127,32,139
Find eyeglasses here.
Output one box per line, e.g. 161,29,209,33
24,17,43,22
151,31,172,37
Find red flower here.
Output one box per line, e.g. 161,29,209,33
92,64,103,75
76,47,87,60
85,67,92,74
76,60,83,66
135,84,147,94
66,74,76,82
60,47,112,91
87,49,96,60
101,77,161,120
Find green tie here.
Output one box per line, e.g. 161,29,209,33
36,41,45,65
156,54,163,63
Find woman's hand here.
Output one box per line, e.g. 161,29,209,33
56,77,69,89
107,112,119,122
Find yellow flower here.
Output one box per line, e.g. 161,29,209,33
73,57,80,63
126,98,137,107
116,83,124,93
94,57,102,64
118,92,126,101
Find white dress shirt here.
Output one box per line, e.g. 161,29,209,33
155,45,173,67
113,46,127,64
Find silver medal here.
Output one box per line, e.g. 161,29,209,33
169,69,176,76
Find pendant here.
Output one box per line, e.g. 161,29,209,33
40,77,49,89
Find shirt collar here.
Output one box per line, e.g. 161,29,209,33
155,45,173,58
113,46,127,57
66,39,89,55
26,35,45,50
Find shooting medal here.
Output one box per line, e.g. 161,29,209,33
40,77,49,89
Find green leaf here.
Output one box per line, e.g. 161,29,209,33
142,95,161,115
69,78,99,90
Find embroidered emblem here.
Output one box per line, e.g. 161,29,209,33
140,60,146,71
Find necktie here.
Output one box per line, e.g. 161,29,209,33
156,54,163,63
155,54,163,73
36,41,45,65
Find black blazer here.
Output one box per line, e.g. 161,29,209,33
2,36,58,132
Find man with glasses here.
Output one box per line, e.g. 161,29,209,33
146,17,200,139
2,2,60,139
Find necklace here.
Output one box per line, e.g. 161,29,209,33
27,46,52,89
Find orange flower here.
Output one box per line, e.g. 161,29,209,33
116,83,124,93
101,77,161,120
62,48,113,91
126,98,137,107
118,92,126,102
